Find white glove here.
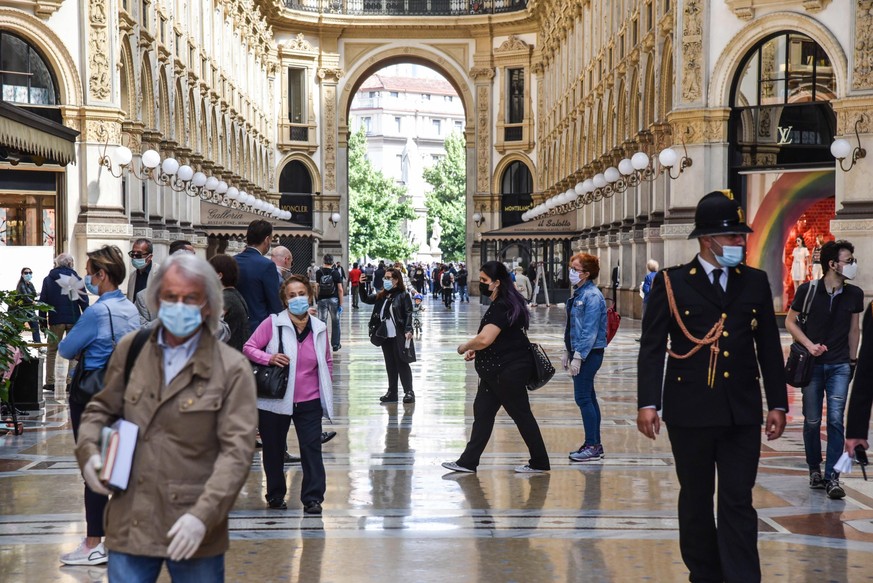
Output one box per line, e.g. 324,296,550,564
561,351,571,370
82,453,111,496
568,357,583,377
167,513,206,561
834,451,853,475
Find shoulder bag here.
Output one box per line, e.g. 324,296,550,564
252,321,289,399
368,299,392,347
524,323,555,392
69,304,117,405
785,280,818,388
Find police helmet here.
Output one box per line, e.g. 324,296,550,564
687,190,754,239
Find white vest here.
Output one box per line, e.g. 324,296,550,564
256,311,334,420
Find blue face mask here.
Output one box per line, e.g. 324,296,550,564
569,270,582,287
23,274,32,282
713,242,745,268
84,274,100,295
131,258,147,270
287,296,310,316
158,301,203,338
383,280,394,291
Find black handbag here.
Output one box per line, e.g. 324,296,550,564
69,304,116,405
252,326,289,399
785,280,818,388
369,299,392,347
400,338,416,363
526,342,555,391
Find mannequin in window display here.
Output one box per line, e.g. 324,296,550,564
811,234,825,280
790,236,810,292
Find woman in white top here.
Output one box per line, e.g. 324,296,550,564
791,236,810,292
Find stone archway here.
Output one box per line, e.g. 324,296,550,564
335,45,479,267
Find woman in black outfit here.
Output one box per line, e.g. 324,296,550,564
16,266,41,343
442,261,550,474
361,267,415,403
209,254,251,352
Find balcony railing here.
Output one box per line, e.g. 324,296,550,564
285,0,527,16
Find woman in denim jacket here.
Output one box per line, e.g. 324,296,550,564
562,252,608,463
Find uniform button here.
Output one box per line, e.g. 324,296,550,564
684,310,690,316
723,351,729,357
677,376,682,382
722,313,727,319
724,372,730,378
752,308,757,314
722,331,729,337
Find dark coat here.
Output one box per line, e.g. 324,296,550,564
38,267,90,326
234,247,284,332
361,289,413,336
637,257,788,427
846,301,873,439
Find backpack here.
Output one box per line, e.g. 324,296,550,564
317,269,337,297
606,299,621,345
441,272,452,287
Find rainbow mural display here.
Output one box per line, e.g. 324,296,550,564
744,169,835,310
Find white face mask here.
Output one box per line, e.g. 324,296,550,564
840,262,858,280
569,270,583,287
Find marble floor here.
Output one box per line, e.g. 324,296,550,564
3,296,873,582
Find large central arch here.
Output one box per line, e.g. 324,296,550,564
336,45,477,266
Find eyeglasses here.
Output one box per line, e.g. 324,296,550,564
839,258,858,265
128,251,151,259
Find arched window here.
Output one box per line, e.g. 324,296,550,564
279,160,313,193
0,31,58,106
500,160,532,227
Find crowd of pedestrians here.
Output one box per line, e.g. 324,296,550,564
13,190,873,582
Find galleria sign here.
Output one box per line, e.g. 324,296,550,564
199,201,279,227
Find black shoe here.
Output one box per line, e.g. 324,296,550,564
304,501,323,515
332,345,341,352
284,452,301,464
826,479,846,500
403,392,415,403
267,498,287,510
380,392,398,403
321,431,337,444
42,384,54,392
809,470,825,490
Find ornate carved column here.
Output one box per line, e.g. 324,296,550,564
318,66,344,262
469,65,494,275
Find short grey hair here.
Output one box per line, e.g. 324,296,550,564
54,253,74,268
145,254,224,333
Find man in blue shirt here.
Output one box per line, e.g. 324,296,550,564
235,220,284,332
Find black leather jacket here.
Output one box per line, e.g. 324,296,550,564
361,289,413,335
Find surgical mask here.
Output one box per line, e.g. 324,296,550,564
84,275,100,295
569,270,582,287
841,262,858,280
131,258,147,270
713,240,745,268
479,282,493,296
23,274,32,282
383,280,394,291
159,301,203,338
288,296,310,316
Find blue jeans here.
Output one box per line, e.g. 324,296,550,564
108,551,224,583
572,349,604,446
316,297,340,349
802,363,851,480
458,285,469,302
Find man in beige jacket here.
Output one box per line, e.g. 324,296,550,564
75,253,256,581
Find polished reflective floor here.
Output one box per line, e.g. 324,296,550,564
4,296,873,582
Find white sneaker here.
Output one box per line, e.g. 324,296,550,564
441,461,475,473
59,540,108,566
514,465,548,474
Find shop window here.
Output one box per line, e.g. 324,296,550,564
0,32,59,106
507,68,524,124
0,193,55,247
500,160,533,227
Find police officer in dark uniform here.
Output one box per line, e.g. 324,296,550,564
637,190,788,583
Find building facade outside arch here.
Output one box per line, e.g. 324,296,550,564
335,44,478,269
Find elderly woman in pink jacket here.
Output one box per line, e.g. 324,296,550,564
244,274,334,515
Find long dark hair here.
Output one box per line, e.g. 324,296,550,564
481,261,529,328
377,267,406,300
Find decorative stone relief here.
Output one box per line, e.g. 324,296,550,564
681,0,703,103
476,85,490,194
495,35,529,53
283,33,315,53
855,1,873,90
660,223,695,238
317,68,343,82
88,0,111,101
469,67,495,80
323,84,337,191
